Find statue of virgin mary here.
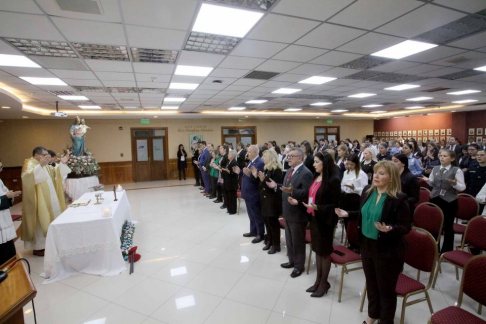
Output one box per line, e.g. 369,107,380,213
70,117,90,156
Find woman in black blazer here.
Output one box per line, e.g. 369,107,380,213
177,144,188,181
222,150,238,215
335,160,411,324
361,148,377,185
302,141,315,172
254,149,283,254
302,152,341,297
392,153,420,221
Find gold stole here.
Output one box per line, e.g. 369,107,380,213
20,158,67,241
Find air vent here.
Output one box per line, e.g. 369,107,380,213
369,72,407,83
414,15,486,45
243,70,280,80
72,86,108,92
47,91,79,96
131,48,178,64
73,43,129,61
343,70,386,81
340,56,392,70
3,37,77,58
138,88,166,94
439,69,484,80
107,87,138,93
185,32,240,55
55,0,103,14
422,87,451,93
101,104,120,110
393,75,429,83
205,0,277,11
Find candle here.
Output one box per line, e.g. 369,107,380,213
117,184,123,191
103,207,111,217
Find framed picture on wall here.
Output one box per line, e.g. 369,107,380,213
469,128,475,136
435,137,440,142
403,130,407,136
423,130,427,136
423,136,427,141
417,137,422,142
412,130,417,136
398,131,402,136
418,130,422,136
374,132,377,136
429,130,434,136
477,137,483,143
190,134,202,153
434,129,439,136
407,130,412,136
440,137,445,141
394,131,397,136
386,132,390,136
378,131,382,136
477,128,483,136
440,129,446,136
447,129,452,136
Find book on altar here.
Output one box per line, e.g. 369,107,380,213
69,199,91,207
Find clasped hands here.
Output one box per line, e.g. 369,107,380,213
6,190,22,198
334,208,393,233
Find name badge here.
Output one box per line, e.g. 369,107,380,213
308,197,313,205
440,189,447,196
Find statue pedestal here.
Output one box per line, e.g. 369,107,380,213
64,176,100,200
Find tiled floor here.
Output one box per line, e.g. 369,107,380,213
11,180,486,324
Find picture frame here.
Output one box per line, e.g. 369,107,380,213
386,132,389,136
378,131,382,136
423,130,427,136
477,137,483,143
412,130,417,136
374,132,377,136
440,129,445,136
429,130,433,136
417,137,422,142
189,134,202,153
423,136,427,141
398,131,402,136
434,129,439,136
446,129,451,136
440,137,445,141
394,131,397,136
469,128,475,136
477,128,483,136
403,130,407,136
418,130,422,136
407,130,412,136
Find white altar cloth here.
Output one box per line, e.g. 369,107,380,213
43,190,131,283
64,176,100,200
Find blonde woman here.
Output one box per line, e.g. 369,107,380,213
335,144,349,180
335,161,411,324
253,149,283,254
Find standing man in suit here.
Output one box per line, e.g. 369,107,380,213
236,142,247,188
234,145,265,243
448,136,463,156
267,148,313,278
197,141,211,195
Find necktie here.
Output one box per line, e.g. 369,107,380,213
286,168,294,185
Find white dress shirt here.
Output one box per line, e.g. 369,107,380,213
341,169,368,195
425,164,466,192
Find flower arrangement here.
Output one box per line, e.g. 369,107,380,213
120,221,136,261
64,147,101,177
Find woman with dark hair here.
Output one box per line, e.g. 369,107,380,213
423,142,440,175
377,143,392,161
352,140,361,154
222,150,238,215
177,144,188,181
420,149,466,253
409,139,423,162
402,143,423,176
302,141,314,172
341,154,368,196
392,153,420,220
301,152,341,297
218,145,229,209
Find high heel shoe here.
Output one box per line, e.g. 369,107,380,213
310,282,330,298
306,284,318,293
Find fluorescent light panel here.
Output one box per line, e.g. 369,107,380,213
20,77,67,85
371,40,438,59
79,105,101,109
473,65,486,72
384,84,420,91
245,100,267,104
272,88,301,94
405,106,424,110
362,104,383,108
406,96,433,101
161,106,179,109
0,54,41,68
370,110,386,114
452,99,478,104
169,83,199,90
284,108,302,112
298,76,336,85
310,102,332,106
164,97,186,102
446,90,481,95
175,65,213,77
348,93,376,98
228,107,246,110
331,109,348,113
58,95,89,100
192,3,264,38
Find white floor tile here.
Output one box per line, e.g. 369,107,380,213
210,249,260,273
82,271,147,301
185,266,243,297
266,312,320,324
204,299,270,324
130,251,176,276
82,303,148,324
152,239,195,258
226,274,285,310
151,259,207,286
179,245,225,265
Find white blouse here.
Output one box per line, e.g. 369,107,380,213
341,169,369,195
0,179,16,244
476,183,486,215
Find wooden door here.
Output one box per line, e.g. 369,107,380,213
134,137,151,181
131,128,168,182
150,137,165,180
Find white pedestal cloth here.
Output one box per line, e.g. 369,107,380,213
43,190,131,284
64,176,100,201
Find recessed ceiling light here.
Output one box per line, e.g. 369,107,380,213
161,106,179,110
0,54,41,68
405,106,424,110
384,84,420,91
272,88,302,94
193,3,264,38
73,43,129,61
58,95,89,101
79,105,101,109
164,97,186,102
20,77,67,86
310,102,332,106
348,93,376,98
370,110,386,114
298,76,336,85
284,108,302,112
406,96,433,101
22,116,29,118
473,65,486,72
228,107,246,110
131,47,178,64
371,40,437,59
446,90,481,95
245,100,267,104
175,65,213,77
331,109,348,113
169,83,199,90
362,104,383,108
1,106,10,109
452,99,479,104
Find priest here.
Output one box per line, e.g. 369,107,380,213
21,146,71,256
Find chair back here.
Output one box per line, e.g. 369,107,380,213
456,194,479,222
404,228,438,286
418,178,429,190
463,215,486,251
346,220,360,248
413,202,444,243
458,255,486,308
416,188,430,207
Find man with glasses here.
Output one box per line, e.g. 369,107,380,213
267,148,313,278
21,146,71,256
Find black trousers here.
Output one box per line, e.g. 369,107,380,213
226,189,237,213
194,166,201,185
430,196,458,253
210,176,218,197
0,239,16,266
263,216,280,247
362,238,404,324
284,220,307,271
178,168,186,180
217,184,223,201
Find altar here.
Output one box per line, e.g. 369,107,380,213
43,190,131,283
64,175,100,200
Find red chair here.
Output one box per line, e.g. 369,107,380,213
428,255,486,324
279,218,285,229
360,228,438,324
416,187,431,207
414,202,444,243
330,220,362,302
453,194,479,239
419,178,430,190
433,215,486,287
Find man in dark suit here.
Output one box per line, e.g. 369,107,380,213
448,136,463,156
197,141,211,195
235,145,265,243
267,148,313,278
236,142,247,169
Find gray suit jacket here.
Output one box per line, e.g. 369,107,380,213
279,165,314,223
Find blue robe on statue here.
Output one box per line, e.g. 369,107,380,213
72,136,85,157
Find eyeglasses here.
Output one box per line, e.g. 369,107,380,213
287,155,301,159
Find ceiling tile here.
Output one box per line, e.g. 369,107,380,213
101,80,137,87
96,72,135,81
432,0,486,13
431,51,486,67
0,66,55,77
231,79,266,86
448,31,486,50
230,40,288,59
405,46,465,63
420,67,465,77
255,60,302,73
288,63,333,75
49,70,97,80
222,85,253,92
272,45,328,63
135,74,171,82
62,79,103,86
398,64,443,75
272,73,309,83
321,67,359,78
177,50,225,67
85,60,133,72
329,0,422,30
309,51,362,66
125,25,186,50
51,17,127,45
133,62,175,74
171,75,206,83
218,56,266,70
296,24,367,49
369,60,420,72
375,4,466,38
272,0,354,21
336,33,403,55
247,14,319,43
210,68,250,78
1,0,43,14
0,12,64,40
37,0,122,22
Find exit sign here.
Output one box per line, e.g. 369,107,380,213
327,120,333,124
141,119,150,125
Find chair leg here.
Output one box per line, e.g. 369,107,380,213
306,244,312,275
340,220,345,243
478,303,482,315
338,266,345,302
400,295,408,324
359,283,367,312
455,266,459,280
432,257,443,289
237,199,240,215
417,270,421,281
424,291,434,314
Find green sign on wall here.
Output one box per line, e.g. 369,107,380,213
141,119,150,125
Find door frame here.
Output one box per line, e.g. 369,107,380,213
130,127,169,182
220,126,258,146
